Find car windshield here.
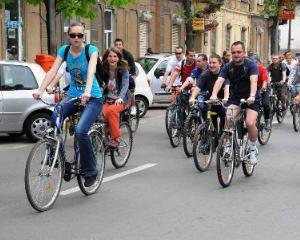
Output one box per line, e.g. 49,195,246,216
137,57,158,74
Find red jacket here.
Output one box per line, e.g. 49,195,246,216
257,64,268,90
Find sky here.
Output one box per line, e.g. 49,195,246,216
279,4,300,51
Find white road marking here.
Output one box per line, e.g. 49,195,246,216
60,163,157,196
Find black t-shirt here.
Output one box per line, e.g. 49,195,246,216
267,63,286,82
220,59,258,99
197,69,228,99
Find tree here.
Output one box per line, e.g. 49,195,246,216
0,0,136,55
181,0,224,50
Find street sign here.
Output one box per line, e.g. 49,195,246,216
6,21,19,29
192,18,204,31
279,0,297,20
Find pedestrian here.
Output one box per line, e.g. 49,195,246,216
145,48,153,55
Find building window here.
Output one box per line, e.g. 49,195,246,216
226,24,232,50
104,10,113,50
241,27,247,44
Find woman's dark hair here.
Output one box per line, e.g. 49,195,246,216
67,22,85,34
101,48,129,91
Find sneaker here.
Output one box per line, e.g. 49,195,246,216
130,105,137,115
249,148,258,165
107,138,120,148
84,175,97,187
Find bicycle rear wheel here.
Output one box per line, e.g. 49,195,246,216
25,139,63,212
77,129,106,195
183,115,199,157
257,111,272,145
168,110,182,147
292,105,300,132
192,123,213,172
129,102,140,133
111,122,133,168
216,132,235,187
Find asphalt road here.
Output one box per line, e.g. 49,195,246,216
1,109,300,240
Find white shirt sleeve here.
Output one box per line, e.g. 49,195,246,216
58,62,66,75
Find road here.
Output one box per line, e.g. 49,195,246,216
1,108,300,240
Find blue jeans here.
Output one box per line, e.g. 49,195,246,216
53,96,103,177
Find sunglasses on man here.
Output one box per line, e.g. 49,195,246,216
69,33,84,39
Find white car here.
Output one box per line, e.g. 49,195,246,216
134,62,153,117
0,61,54,141
137,54,173,104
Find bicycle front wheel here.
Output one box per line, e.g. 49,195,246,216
183,115,199,158
292,104,300,132
241,136,255,177
77,130,106,195
216,132,235,187
165,105,173,136
25,139,63,212
168,110,182,147
276,99,286,123
192,123,213,172
111,122,133,168
129,102,140,133
257,111,272,145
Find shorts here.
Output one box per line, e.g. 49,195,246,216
290,84,300,96
227,93,261,112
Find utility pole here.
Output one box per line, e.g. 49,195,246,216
287,19,292,51
45,0,57,55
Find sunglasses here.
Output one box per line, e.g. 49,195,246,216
69,33,84,39
175,52,183,55
231,51,242,54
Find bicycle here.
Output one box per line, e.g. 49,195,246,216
121,101,140,133
25,98,105,212
167,87,190,147
257,88,273,145
164,85,180,136
192,100,222,172
93,98,133,169
290,101,300,132
270,82,287,124
182,93,208,158
216,99,255,188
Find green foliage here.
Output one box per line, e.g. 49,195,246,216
0,0,136,19
261,0,280,17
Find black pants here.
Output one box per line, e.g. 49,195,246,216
261,89,271,119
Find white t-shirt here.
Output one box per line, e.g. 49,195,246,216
57,62,70,89
166,56,184,72
283,59,297,73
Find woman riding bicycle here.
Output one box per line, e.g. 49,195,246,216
101,47,132,148
33,22,102,188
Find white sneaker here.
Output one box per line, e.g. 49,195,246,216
249,148,258,165
130,106,137,115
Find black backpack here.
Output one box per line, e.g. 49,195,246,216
63,44,105,87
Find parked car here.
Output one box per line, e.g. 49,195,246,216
134,62,153,117
0,61,54,141
137,53,173,104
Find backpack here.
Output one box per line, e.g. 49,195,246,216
63,44,105,88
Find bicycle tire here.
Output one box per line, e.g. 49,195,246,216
77,129,106,195
168,110,182,148
292,105,300,132
165,105,173,136
192,123,213,172
25,139,63,212
111,122,133,168
257,111,272,145
241,136,255,177
216,132,235,188
276,99,286,123
183,114,198,158
129,102,140,133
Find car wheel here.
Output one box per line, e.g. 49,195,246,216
135,96,149,118
24,112,52,142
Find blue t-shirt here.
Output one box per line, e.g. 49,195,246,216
190,65,208,80
57,45,102,98
219,59,258,98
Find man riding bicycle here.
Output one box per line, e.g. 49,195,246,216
288,55,300,104
33,22,102,187
210,41,260,165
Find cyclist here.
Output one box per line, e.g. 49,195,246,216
222,50,231,67
210,41,260,165
268,54,288,110
162,46,185,84
33,22,102,187
249,54,270,126
288,55,300,104
283,51,297,77
101,47,131,148
179,53,208,92
189,54,229,136
166,48,196,91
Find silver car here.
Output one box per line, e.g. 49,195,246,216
137,54,172,104
0,61,54,141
